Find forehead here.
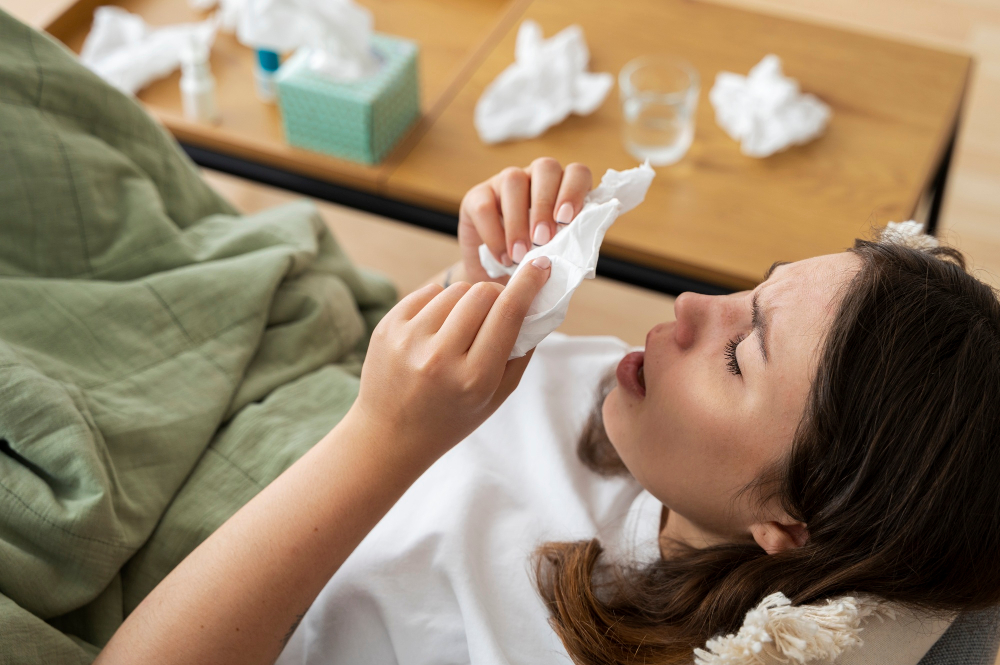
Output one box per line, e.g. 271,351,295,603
762,252,861,349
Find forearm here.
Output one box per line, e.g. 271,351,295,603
96,411,434,665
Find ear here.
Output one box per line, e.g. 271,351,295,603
749,521,809,555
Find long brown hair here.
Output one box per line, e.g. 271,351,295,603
535,237,1000,664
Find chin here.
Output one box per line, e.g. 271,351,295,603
601,388,631,459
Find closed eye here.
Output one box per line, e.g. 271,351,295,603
725,334,745,376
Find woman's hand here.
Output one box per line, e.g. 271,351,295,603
349,257,553,465
96,258,551,665
458,158,593,284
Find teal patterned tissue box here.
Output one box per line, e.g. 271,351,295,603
276,35,420,165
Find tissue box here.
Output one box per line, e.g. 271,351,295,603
276,34,420,165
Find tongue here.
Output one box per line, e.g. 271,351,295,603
637,364,645,390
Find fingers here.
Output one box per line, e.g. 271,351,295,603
438,281,504,352
469,256,552,368
410,282,473,333
497,167,530,265
461,183,508,266
392,283,444,321
553,162,592,229
527,157,563,249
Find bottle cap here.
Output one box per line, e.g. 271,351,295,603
257,49,280,73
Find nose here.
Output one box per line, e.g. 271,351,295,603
672,291,713,350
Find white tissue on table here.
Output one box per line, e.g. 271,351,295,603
474,20,614,144
79,6,217,95
479,161,656,359
236,0,376,80
709,54,831,158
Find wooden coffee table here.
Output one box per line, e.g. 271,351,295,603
383,0,971,289
33,0,970,291
44,0,526,192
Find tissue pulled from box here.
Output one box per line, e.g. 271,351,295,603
479,161,656,359
474,20,613,144
79,6,217,95
709,54,831,158
237,0,376,80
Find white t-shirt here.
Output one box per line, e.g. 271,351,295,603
275,334,952,665
276,334,654,665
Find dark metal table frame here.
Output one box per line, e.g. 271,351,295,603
182,121,957,297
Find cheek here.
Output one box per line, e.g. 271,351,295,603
602,386,648,471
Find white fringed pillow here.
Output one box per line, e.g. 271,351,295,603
694,593,890,664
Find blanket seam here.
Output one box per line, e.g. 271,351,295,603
54,136,92,276
205,447,266,491
26,29,43,108
1,95,179,162
0,480,126,549
144,284,236,389
80,309,262,391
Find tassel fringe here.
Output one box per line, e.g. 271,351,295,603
693,593,894,665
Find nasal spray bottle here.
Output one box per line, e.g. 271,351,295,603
180,40,221,124
254,49,280,103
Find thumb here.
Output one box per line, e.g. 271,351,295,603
469,256,551,368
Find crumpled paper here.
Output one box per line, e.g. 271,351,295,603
479,161,656,359
236,0,377,80
79,6,217,95
709,54,831,158
474,20,613,144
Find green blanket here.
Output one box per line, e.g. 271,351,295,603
0,10,396,663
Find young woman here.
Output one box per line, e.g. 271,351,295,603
96,160,1000,665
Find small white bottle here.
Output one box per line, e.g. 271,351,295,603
180,41,221,124
253,49,280,103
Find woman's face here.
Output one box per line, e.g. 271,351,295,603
603,252,861,539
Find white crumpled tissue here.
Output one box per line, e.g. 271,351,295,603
479,161,656,359
80,6,217,95
474,20,614,144
237,0,377,80
709,54,831,158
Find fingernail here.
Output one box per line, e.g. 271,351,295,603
511,241,527,264
531,256,551,270
532,224,551,245
556,202,574,225
500,251,511,267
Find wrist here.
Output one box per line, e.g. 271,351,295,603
328,405,442,480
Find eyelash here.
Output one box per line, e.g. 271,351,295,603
725,334,745,376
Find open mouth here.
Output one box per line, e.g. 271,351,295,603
616,351,646,398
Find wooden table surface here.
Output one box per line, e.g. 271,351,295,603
383,0,972,289
46,0,526,192
27,0,971,289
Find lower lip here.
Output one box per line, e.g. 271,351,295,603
616,351,646,399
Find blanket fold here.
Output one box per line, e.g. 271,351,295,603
0,9,395,662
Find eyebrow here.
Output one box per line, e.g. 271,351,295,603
753,261,786,364
763,261,789,280
752,291,770,363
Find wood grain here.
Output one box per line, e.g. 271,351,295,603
705,0,1000,298
383,0,971,288
44,0,524,192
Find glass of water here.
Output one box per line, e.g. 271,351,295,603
619,56,700,166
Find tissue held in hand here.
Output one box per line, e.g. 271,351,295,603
709,54,831,158
474,20,614,144
479,162,656,359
